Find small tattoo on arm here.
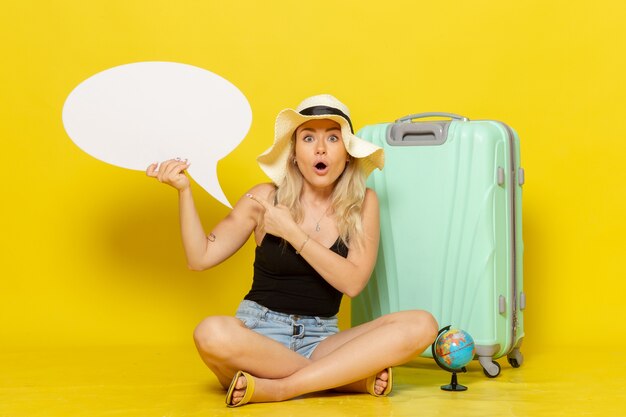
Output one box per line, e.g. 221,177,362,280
208,233,216,242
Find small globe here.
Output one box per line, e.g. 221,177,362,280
434,328,476,371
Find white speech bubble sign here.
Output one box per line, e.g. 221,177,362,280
62,61,252,207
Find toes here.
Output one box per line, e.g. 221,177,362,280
229,375,248,405
375,371,388,395
377,370,389,382
235,375,248,390
375,380,388,394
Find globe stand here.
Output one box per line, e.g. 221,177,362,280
441,371,467,391
432,325,471,392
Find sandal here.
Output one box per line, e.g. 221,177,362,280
225,371,256,407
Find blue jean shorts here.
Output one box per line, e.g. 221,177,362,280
235,300,339,359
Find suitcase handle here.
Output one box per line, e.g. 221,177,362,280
396,112,469,123
387,121,448,145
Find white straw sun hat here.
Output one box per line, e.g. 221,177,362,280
257,94,385,185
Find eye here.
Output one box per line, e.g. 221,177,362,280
328,135,339,143
302,135,314,143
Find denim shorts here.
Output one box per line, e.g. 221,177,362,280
235,300,339,359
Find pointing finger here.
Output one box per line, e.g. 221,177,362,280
246,193,270,210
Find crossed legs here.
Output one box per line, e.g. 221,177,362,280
193,309,438,405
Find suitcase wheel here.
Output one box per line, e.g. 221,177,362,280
508,358,521,368
479,357,501,378
507,348,524,368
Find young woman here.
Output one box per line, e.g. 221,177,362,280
146,94,438,407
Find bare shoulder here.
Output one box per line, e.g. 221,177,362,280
363,187,379,208
230,183,275,217
364,187,378,200
248,182,277,201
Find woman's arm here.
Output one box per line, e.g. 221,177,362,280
147,159,268,271
247,189,380,297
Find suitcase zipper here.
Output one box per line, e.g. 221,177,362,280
499,122,519,353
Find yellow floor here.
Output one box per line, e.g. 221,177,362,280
1,345,624,417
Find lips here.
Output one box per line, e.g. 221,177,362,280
313,161,329,175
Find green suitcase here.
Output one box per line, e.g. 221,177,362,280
352,113,525,377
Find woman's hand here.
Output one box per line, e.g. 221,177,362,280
146,159,191,191
246,193,298,240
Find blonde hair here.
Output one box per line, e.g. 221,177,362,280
274,138,367,249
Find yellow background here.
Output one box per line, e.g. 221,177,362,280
1,0,624,356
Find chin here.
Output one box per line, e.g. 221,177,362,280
311,175,342,188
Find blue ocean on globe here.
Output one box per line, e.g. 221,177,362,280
434,328,476,370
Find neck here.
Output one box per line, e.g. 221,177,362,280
300,183,334,206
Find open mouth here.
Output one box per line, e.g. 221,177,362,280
314,161,329,174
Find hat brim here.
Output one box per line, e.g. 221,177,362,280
257,109,384,185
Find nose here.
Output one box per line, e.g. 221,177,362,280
315,139,327,155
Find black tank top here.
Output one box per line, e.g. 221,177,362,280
244,233,349,317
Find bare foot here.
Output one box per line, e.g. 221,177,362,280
332,368,391,395
227,373,283,406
